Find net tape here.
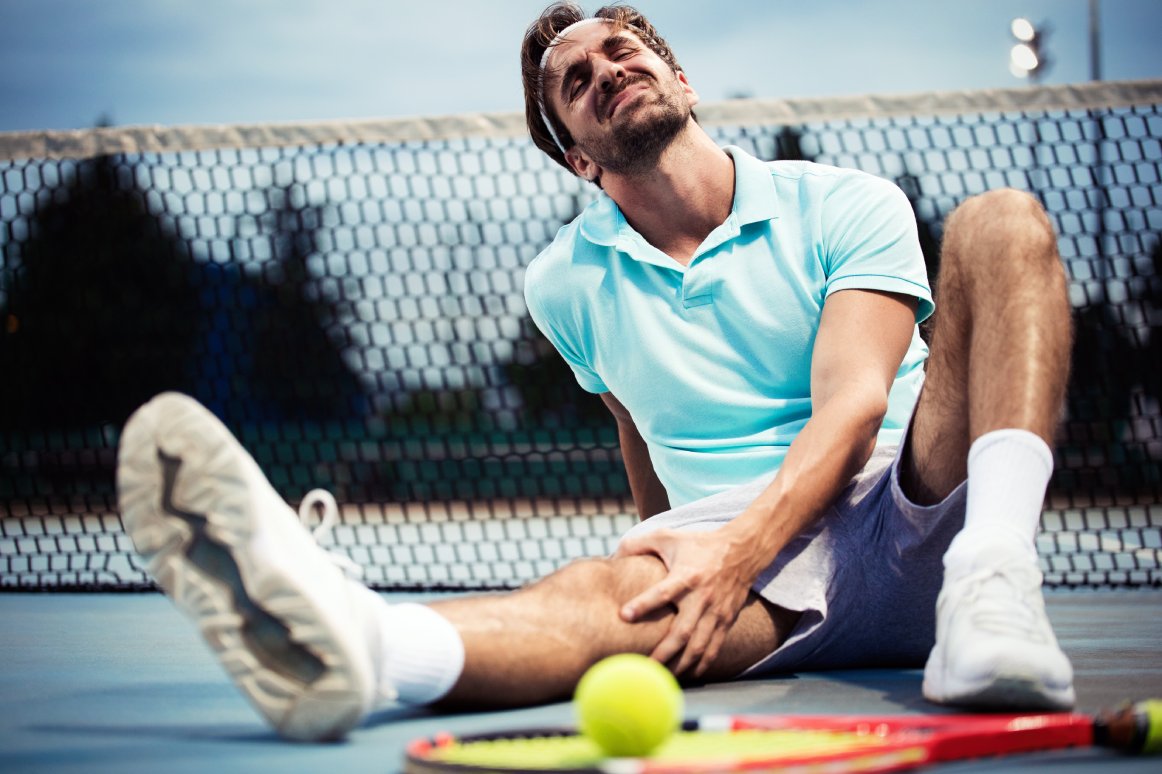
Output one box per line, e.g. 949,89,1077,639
1,80,1160,590
2,501,1160,591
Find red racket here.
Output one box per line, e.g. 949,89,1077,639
405,699,1161,773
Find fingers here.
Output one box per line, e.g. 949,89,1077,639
693,623,728,678
618,531,679,622
621,572,688,622
665,602,729,677
616,529,746,677
649,601,698,666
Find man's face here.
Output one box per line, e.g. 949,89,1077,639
542,22,697,179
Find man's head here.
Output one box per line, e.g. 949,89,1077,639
520,3,696,184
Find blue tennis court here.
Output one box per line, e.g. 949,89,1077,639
1,589,1159,772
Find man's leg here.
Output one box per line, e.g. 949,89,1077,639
117,393,792,741
431,557,790,708
902,188,1075,709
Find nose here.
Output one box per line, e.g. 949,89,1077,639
594,57,626,93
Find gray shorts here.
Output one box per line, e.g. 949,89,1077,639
617,442,967,674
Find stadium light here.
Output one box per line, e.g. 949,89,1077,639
1011,18,1036,42
1009,17,1047,80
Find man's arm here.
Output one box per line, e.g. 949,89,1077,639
601,392,670,520
617,288,918,675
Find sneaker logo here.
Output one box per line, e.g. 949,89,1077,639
160,450,327,687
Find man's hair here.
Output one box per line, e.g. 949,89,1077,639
520,2,685,173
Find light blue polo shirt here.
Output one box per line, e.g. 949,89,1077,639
524,146,933,508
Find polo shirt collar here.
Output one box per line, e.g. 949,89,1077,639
577,145,779,254
725,145,780,226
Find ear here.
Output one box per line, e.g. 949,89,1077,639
566,147,603,182
677,70,700,109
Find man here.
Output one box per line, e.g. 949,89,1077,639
116,2,1075,743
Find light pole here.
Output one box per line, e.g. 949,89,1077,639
1089,0,1102,81
1086,0,1109,296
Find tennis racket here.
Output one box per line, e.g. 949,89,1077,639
405,699,1160,773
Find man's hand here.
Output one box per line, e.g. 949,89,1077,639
615,527,758,678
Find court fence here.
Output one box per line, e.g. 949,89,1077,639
1,80,1160,590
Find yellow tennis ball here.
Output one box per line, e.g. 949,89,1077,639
1141,699,1162,755
574,653,684,758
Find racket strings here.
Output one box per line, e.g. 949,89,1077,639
428,728,898,768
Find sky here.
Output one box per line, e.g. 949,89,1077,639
0,0,1160,133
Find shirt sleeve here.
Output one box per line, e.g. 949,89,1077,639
820,169,934,323
523,251,609,394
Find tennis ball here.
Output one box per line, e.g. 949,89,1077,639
574,653,684,758
1141,699,1162,755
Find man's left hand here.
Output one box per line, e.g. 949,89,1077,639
615,527,756,677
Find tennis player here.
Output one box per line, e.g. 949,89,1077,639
116,2,1075,742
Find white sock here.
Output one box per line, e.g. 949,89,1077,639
363,596,465,706
945,429,1053,569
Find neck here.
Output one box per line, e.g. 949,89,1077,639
601,121,735,266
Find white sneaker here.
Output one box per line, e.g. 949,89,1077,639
922,542,1075,710
116,392,393,741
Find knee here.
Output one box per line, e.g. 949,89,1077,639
950,188,1051,237
943,188,1060,274
542,555,666,607
959,187,1042,215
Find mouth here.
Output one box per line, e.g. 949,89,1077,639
603,79,649,121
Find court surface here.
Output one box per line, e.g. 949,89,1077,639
1,588,1159,773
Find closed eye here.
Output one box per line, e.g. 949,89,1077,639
568,75,588,103
558,60,591,105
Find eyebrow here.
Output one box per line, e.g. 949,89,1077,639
554,32,638,102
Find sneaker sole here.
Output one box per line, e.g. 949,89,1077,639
923,653,1076,711
116,393,365,741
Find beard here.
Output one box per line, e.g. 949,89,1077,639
577,74,691,178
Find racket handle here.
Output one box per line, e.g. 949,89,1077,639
1093,699,1162,754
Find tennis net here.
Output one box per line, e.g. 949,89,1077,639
1,80,1160,590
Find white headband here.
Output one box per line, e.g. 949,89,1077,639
537,17,613,155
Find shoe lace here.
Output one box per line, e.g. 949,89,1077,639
951,560,1050,639
299,490,401,706
297,489,364,581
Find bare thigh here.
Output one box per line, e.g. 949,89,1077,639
432,554,797,705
